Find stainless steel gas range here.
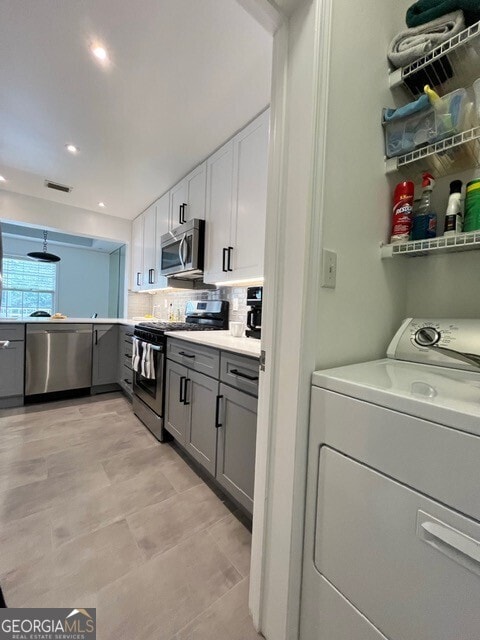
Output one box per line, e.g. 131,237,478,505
132,300,229,441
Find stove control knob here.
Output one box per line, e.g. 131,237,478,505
414,327,440,347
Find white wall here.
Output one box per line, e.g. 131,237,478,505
0,190,131,244
3,236,111,317
405,167,480,318
314,0,411,370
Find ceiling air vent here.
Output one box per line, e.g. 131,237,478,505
44,180,72,193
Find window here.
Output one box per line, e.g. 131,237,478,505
0,256,57,319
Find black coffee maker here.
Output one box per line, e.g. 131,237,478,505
246,286,263,339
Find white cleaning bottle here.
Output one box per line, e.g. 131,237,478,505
444,180,463,237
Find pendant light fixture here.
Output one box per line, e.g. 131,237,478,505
27,230,61,263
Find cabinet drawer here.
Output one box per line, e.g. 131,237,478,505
120,365,133,390
220,352,259,396
119,325,134,342
122,341,133,369
167,338,219,378
0,324,25,342
315,448,480,640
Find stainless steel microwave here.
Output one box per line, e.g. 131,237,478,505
160,218,205,279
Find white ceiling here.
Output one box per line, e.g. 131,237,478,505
0,0,272,220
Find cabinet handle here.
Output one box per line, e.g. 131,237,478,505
181,203,187,224
126,332,134,337
184,378,190,405
178,204,183,225
125,354,132,359
227,246,233,272
179,376,186,403
179,351,195,358
0,341,10,349
222,247,228,272
136,272,141,286
215,394,223,428
148,268,155,284
94,330,98,345
124,378,132,385
230,368,259,381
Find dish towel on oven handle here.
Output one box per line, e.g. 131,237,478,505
142,342,156,380
132,337,142,373
132,338,156,380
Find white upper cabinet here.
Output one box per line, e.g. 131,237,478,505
142,203,157,290
184,162,206,223
169,162,207,230
131,215,144,292
155,192,170,289
204,109,269,284
170,180,187,230
230,109,269,280
204,140,234,283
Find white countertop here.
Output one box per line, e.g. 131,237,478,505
0,318,139,326
312,358,480,438
165,330,261,358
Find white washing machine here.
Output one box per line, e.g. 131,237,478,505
300,319,480,640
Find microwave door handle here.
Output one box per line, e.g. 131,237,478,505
178,235,185,269
180,233,188,267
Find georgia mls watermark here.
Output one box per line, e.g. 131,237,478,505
0,608,96,640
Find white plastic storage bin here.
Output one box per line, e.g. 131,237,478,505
384,88,468,158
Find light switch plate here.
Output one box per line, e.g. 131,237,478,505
321,249,337,289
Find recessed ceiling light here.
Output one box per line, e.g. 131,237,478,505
91,45,108,61
98,202,106,208
0,176,6,182
66,144,79,154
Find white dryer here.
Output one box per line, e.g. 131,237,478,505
301,318,480,640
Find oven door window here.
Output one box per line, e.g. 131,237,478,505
135,349,163,401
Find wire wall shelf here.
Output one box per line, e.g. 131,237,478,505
389,21,480,97
385,126,480,178
381,230,480,258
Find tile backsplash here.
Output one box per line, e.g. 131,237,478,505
127,287,251,324
127,292,153,318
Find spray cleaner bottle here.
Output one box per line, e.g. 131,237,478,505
444,180,463,236
411,172,437,241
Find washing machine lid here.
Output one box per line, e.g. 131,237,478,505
312,359,480,437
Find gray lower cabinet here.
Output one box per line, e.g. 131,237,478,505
165,360,189,442
165,360,219,476
0,340,25,405
216,383,257,514
92,324,119,388
185,369,218,475
165,338,258,515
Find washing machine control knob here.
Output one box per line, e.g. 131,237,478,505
414,327,441,347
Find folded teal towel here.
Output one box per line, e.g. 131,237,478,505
383,94,430,122
407,0,480,27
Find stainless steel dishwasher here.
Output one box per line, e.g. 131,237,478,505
26,324,93,395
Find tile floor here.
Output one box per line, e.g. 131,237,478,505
0,392,262,640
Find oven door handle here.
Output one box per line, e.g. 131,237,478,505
133,337,163,352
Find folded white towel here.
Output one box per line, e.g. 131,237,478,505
388,11,465,68
132,337,141,373
141,342,156,380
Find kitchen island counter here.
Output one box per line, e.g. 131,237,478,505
164,330,261,358
0,318,141,326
